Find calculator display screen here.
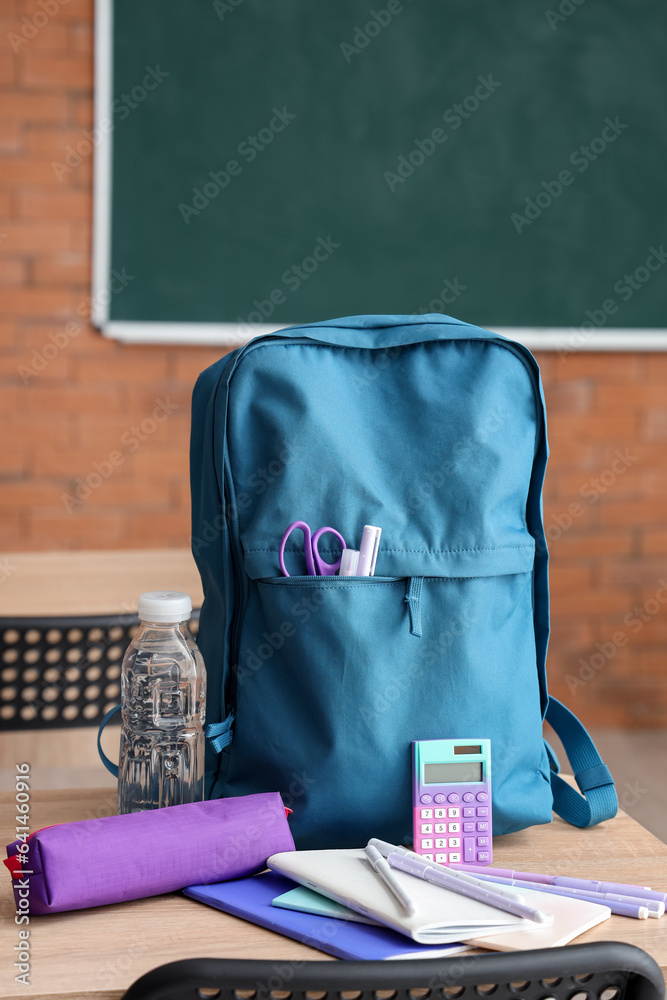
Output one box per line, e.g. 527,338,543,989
424,762,483,783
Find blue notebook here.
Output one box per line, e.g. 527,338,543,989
184,871,468,961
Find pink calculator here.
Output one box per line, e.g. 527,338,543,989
412,738,492,866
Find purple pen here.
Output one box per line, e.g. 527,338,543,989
467,872,651,920
449,864,667,903
552,876,667,906
449,865,553,885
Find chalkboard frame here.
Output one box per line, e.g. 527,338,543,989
91,0,667,351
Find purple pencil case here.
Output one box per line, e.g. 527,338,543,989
4,792,294,915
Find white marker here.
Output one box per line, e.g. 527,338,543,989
365,843,416,915
339,548,360,576
357,525,382,576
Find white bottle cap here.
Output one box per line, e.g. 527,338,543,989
137,591,192,623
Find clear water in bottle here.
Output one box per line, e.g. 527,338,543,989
118,591,206,814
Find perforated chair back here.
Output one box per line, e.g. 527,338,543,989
0,611,199,730
121,943,664,1000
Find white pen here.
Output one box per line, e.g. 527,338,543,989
357,525,382,576
364,843,416,915
387,850,552,924
367,839,526,903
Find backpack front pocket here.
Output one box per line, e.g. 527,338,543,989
224,567,551,849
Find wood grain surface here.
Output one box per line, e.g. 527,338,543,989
0,550,203,618
0,787,666,999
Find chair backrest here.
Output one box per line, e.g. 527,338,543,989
0,611,199,730
121,942,664,1000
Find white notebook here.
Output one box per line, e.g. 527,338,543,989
465,884,610,951
268,849,527,944
272,882,611,951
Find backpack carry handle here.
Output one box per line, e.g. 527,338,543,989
275,313,507,352
545,696,618,827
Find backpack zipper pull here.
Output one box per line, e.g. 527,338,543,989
404,577,424,637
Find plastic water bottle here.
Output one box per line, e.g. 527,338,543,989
117,591,206,814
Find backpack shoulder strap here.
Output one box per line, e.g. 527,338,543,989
545,696,618,827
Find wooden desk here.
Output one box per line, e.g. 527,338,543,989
0,549,203,618
1,789,666,1000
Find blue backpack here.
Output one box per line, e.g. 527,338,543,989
190,314,618,848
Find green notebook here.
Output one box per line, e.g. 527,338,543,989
272,886,380,925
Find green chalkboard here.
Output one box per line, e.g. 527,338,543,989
108,0,667,331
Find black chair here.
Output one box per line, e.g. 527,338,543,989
121,942,664,1000
0,610,199,730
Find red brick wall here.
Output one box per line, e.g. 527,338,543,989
1,0,666,726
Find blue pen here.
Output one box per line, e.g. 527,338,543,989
468,872,652,919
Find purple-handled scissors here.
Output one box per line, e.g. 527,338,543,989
279,520,346,577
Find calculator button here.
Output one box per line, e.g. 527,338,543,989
435,853,448,863
476,792,488,802
434,808,447,819
421,839,433,849
463,807,475,818
448,822,460,833
420,808,433,818
420,824,433,834
462,793,474,802
448,807,460,818
476,851,490,863
447,793,460,803
435,838,447,849
434,793,447,804
464,837,476,862
448,837,460,848
477,836,489,847
449,852,461,863
420,794,433,804
476,807,488,817
422,853,434,861
477,822,489,832
463,821,475,833
435,823,447,833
